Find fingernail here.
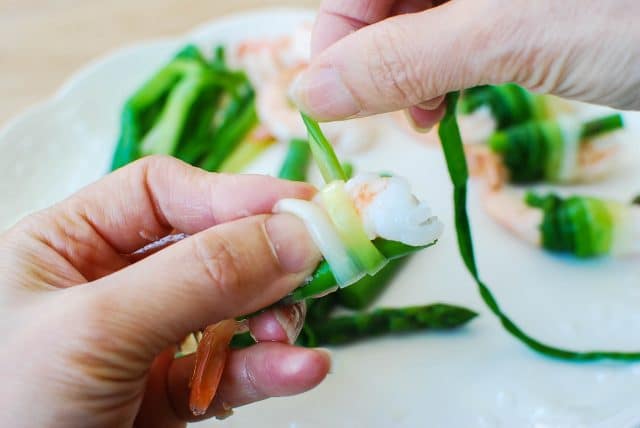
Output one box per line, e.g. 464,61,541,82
289,65,360,120
274,301,307,344
265,214,320,273
313,348,333,373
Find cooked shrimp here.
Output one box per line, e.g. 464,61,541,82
189,319,239,416
230,24,311,88
468,115,624,187
256,65,380,153
483,187,640,258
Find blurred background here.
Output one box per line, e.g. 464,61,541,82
1,0,319,124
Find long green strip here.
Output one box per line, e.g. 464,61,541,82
439,91,640,361
301,113,346,182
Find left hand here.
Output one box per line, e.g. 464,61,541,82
0,156,330,428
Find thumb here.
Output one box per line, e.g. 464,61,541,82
290,1,522,121
71,213,320,370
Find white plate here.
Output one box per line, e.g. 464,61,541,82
2,8,640,428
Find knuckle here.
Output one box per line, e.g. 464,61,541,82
193,231,243,299
367,22,426,105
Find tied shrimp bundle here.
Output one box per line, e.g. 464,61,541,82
457,83,576,144
480,114,624,185
186,116,477,417
483,190,640,259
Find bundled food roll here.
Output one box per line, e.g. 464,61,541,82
468,113,625,186
483,189,640,258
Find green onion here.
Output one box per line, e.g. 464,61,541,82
301,113,346,182
525,192,616,258
460,84,547,129
320,181,388,276
278,139,312,181
580,114,624,139
440,91,640,361
218,137,274,174
289,238,430,302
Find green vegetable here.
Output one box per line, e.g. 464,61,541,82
297,304,477,347
525,193,616,258
231,303,475,349
440,91,640,361
338,257,410,310
111,45,252,171
289,238,431,302
460,84,547,129
488,114,624,183
198,85,258,171
278,139,312,181
301,113,347,182
320,181,388,277
218,137,273,174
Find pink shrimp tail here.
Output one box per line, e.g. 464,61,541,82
189,319,238,416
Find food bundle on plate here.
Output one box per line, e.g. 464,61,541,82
109,26,640,417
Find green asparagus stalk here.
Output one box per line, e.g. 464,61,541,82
337,256,410,310
297,304,477,347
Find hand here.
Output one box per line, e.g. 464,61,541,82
290,0,640,129
0,156,330,428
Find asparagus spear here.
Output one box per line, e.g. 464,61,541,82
337,256,410,310
297,304,477,347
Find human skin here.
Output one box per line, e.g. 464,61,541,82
0,156,330,428
290,0,640,128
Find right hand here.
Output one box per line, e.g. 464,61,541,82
291,0,640,128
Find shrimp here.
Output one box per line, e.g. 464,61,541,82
230,24,311,89
189,319,239,416
467,117,625,188
231,25,381,153
482,187,640,258
256,65,380,153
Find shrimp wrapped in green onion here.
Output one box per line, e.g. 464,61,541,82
469,114,625,186
458,84,575,143
483,189,640,258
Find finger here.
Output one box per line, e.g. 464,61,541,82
22,156,314,279
166,342,331,422
134,347,185,428
313,0,450,56
311,0,397,56
406,102,447,131
248,301,307,344
80,213,321,362
292,0,516,120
